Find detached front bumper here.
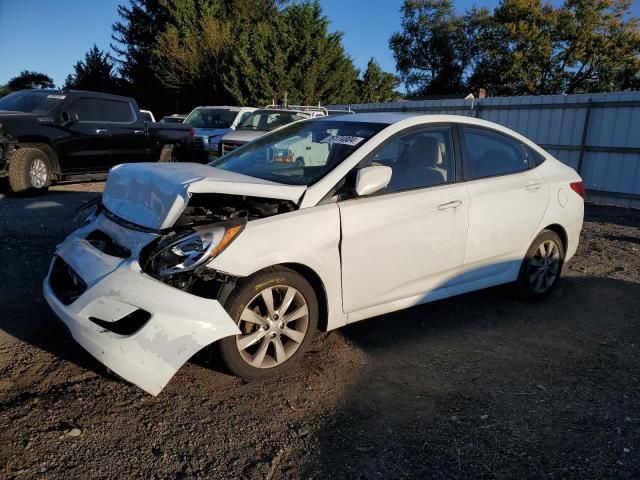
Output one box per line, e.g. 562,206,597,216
43,231,240,395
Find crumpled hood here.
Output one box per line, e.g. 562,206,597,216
102,162,307,230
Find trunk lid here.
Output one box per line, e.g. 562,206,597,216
102,162,306,230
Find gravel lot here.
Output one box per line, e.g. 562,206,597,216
1,181,639,479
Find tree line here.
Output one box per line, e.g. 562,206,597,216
1,0,638,115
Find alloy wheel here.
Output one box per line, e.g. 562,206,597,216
235,285,309,368
528,240,561,293
28,158,48,188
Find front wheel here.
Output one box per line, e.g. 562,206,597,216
517,230,565,300
218,267,318,379
8,147,52,193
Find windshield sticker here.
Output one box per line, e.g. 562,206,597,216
46,94,66,100
319,135,365,146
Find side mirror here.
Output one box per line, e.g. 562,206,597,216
61,111,79,125
355,165,392,197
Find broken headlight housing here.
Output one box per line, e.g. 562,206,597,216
145,222,244,277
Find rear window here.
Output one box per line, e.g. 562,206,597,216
100,99,134,122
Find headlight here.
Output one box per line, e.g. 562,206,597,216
146,223,244,277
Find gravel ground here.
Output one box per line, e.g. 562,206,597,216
0,182,639,479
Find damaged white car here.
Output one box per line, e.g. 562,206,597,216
43,113,584,395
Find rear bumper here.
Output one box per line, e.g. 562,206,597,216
43,233,240,395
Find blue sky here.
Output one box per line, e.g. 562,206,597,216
1,0,638,87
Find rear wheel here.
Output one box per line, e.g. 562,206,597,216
517,230,564,300
8,147,52,193
219,267,318,379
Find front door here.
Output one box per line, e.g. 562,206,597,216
338,125,469,315
57,97,111,173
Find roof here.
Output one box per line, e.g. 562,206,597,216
194,106,248,111
314,112,418,124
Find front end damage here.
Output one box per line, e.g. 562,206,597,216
43,163,304,395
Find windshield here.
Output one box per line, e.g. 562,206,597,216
210,120,385,186
184,108,237,128
237,111,308,132
0,90,65,114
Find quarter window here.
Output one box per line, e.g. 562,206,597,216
99,99,134,123
462,127,529,179
366,126,454,193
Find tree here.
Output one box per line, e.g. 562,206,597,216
390,0,640,96
389,0,472,95
358,58,400,103
2,71,55,93
224,1,360,105
64,45,121,93
111,0,173,111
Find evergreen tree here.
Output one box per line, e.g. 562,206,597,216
359,58,400,103
64,45,120,93
224,1,360,106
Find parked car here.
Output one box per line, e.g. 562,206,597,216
160,114,187,124
43,113,584,395
139,109,156,123
183,106,255,161
0,89,192,193
218,105,326,156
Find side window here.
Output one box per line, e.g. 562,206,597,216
99,99,134,123
367,126,455,193
237,111,253,125
70,98,101,122
463,127,529,179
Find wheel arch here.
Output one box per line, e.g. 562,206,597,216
246,262,330,332
15,141,61,178
542,223,568,255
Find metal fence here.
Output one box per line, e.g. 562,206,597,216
330,91,640,209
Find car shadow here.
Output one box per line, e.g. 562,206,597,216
293,275,640,478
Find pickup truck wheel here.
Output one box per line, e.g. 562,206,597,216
218,267,318,379
8,148,52,193
159,145,177,162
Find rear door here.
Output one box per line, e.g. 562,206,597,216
101,98,148,168
57,97,111,173
339,125,470,315
459,126,550,282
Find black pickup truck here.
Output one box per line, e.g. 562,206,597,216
0,89,192,193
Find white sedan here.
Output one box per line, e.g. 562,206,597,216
43,113,584,395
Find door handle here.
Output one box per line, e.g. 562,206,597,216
526,182,544,191
134,129,144,135
95,129,109,135
437,200,462,210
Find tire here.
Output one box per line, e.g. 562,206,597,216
158,145,176,162
517,230,565,301
8,147,52,193
218,266,318,379
295,157,305,168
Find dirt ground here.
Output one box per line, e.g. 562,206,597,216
0,181,639,479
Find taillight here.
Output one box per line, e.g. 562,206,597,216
570,181,585,199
